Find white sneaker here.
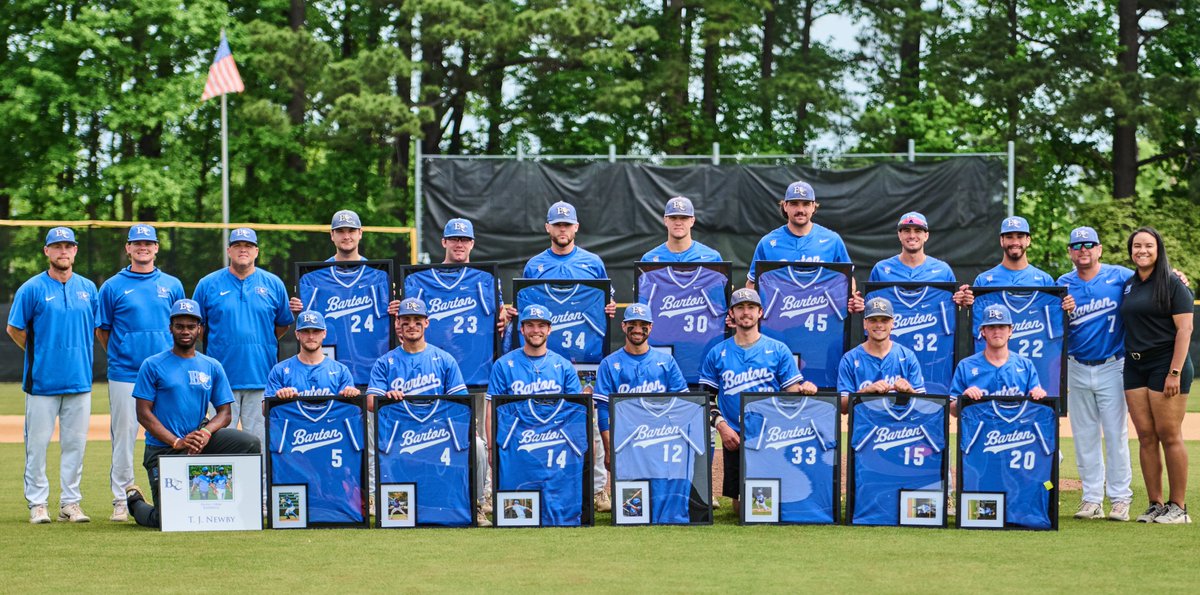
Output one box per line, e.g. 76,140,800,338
1136,502,1167,523
1074,501,1104,519
29,504,50,524
477,509,492,527
58,502,90,523
594,490,612,513
1108,501,1130,522
110,499,129,522
1154,502,1192,524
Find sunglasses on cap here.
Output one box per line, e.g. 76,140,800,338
1069,242,1098,250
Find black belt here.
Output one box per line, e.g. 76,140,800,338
1126,346,1172,361
1070,355,1119,366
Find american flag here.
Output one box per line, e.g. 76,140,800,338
201,32,245,101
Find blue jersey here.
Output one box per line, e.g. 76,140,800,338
213,474,228,490
973,264,1055,287
849,397,946,525
960,400,1057,529
742,397,838,523
950,352,1042,398
637,265,728,383
869,286,956,394
193,268,293,389
268,399,365,524
192,474,211,493
523,245,608,280
641,241,723,263
758,265,849,388
487,349,584,400
97,267,186,382
612,397,706,524
132,351,235,447
869,255,955,283
747,224,851,283
1057,264,1133,361
836,343,926,396
697,336,803,433
972,291,1063,395
517,283,607,364
7,271,98,395
264,355,355,398
366,345,468,398
404,267,498,387
300,265,391,385
377,399,473,527
594,348,688,432
496,398,589,526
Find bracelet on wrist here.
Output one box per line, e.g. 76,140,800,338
199,427,212,436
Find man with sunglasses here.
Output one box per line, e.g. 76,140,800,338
1056,227,1134,521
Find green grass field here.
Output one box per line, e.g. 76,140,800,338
0,433,1197,592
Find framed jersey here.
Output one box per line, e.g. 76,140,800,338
491,394,594,527
634,261,733,385
514,279,612,366
400,263,502,390
295,260,396,386
846,394,949,528
957,396,1060,531
864,282,960,395
969,286,1068,411
739,392,841,525
265,395,369,529
609,393,712,526
374,395,477,528
755,262,853,390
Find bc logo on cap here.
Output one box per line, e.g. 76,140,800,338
302,312,318,324
556,206,570,216
671,199,686,212
234,228,251,238
339,213,353,222
531,307,545,318
872,301,887,313
988,308,1004,320
630,305,646,316
405,301,420,311
454,222,467,232
136,225,150,236
1005,218,1021,229
55,229,70,239
1072,229,1088,238
178,301,195,313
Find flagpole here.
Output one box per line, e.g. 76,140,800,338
221,90,230,267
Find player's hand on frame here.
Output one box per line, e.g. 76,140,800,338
340,386,361,398
288,296,303,313
861,380,891,394
797,381,818,395
1029,386,1047,400
275,387,298,400
1060,294,1076,313
847,292,865,314
385,389,405,400
963,386,984,400
605,301,617,318
893,378,914,393
387,299,401,317
952,285,974,307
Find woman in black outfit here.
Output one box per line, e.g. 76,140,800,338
1120,227,1193,524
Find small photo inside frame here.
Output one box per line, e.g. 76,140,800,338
961,492,1006,529
614,480,651,525
743,479,780,524
899,490,944,527
271,485,307,529
496,491,540,527
379,483,416,528
321,346,336,359
575,363,598,392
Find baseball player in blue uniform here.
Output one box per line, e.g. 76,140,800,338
264,311,359,400
594,303,689,470
288,209,402,317
951,304,1047,409
1057,226,1134,521
123,299,261,528
969,218,1073,304
869,211,973,305
96,224,185,521
640,196,723,262
193,228,293,445
366,298,469,404
698,288,815,510
7,227,98,524
486,305,584,419
837,297,926,411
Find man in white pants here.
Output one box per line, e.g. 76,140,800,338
96,224,185,521
1057,226,1134,521
6,227,98,523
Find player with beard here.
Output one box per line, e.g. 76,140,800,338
486,305,584,435
593,304,689,470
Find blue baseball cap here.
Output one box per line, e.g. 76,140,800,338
127,224,158,243
546,201,578,225
783,181,816,202
1000,216,1030,235
664,196,695,217
397,298,429,317
521,304,552,323
864,297,895,319
980,304,1013,327
623,303,653,323
296,310,326,331
443,218,474,239
730,288,762,308
331,210,362,230
45,227,77,246
1068,226,1100,246
229,227,258,245
170,299,203,322
896,212,929,231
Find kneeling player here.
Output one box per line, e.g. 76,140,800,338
264,311,359,401
950,304,1046,411
836,297,925,412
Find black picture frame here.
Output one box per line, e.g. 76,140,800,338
264,395,370,529
968,285,1070,415
738,391,842,525
609,393,713,526
373,394,478,529
633,261,735,384
512,278,613,365
490,394,595,528
399,262,503,392
863,282,962,395
753,261,855,390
